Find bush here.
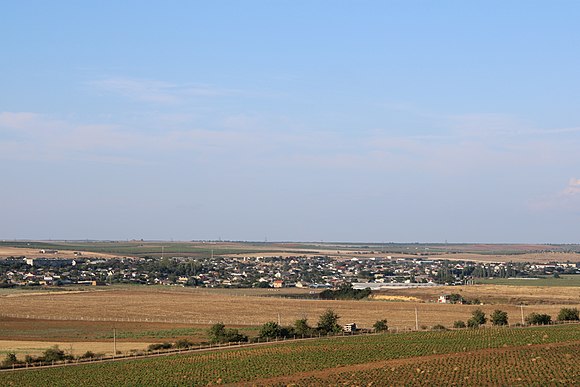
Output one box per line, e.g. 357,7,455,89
467,319,480,328
373,319,388,332
174,339,193,349
453,320,466,328
79,351,96,359
557,308,579,321
148,342,172,351
432,324,447,331
294,318,314,336
525,313,552,325
43,345,66,362
491,309,509,326
2,353,18,367
207,323,248,344
259,321,283,339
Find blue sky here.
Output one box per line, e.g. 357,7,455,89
2,1,580,242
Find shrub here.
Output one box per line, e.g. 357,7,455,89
525,313,552,325
174,339,193,349
2,353,18,366
79,351,96,359
453,320,466,328
259,321,283,339
208,323,248,343
373,319,388,332
43,346,66,362
294,318,314,336
557,308,579,321
432,324,447,331
467,319,480,328
148,342,172,351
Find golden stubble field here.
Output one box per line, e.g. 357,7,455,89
1,286,577,329
0,285,578,358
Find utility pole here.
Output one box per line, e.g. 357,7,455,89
520,304,525,325
113,327,117,357
415,307,419,331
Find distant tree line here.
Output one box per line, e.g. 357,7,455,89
319,283,371,300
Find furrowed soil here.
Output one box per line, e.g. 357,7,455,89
240,341,580,387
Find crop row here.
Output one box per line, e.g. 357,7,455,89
1,324,578,386
281,341,580,386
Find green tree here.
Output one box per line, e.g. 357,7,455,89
373,319,388,332
317,309,342,334
208,322,227,343
491,309,509,326
525,313,552,325
557,307,579,321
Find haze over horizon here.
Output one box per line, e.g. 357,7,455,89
2,2,580,243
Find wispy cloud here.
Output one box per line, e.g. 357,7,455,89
88,77,242,103
528,177,580,212
0,112,40,129
563,178,580,196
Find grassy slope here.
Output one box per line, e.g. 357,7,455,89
0,324,578,386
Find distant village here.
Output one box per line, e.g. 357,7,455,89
1,250,579,289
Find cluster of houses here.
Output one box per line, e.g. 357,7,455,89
0,252,578,289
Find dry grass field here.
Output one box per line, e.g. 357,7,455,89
0,285,578,361
383,284,580,304
1,286,576,329
0,340,152,357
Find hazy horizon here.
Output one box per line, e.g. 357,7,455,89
2,2,580,243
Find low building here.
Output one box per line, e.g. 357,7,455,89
343,323,357,333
